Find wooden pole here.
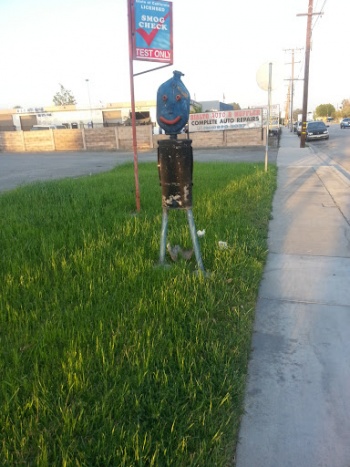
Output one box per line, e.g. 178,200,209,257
300,0,313,148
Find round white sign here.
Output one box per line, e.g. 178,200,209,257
256,62,284,91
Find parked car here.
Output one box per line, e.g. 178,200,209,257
269,127,281,137
305,121,329,141
340,118,350,129
296,121,302,136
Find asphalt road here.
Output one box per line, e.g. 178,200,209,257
307,122,350,173
0,145,277,193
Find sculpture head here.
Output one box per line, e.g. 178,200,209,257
156,70,190,135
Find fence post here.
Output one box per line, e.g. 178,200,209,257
114,127,120,150
21,131,26,151
49,129,55,150
82,128,87,151
149,124,154,149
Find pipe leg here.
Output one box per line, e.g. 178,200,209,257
159,208,168,264
186,209,205,272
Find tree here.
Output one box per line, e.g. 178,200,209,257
293,108,303,121
333,99,350,120
230,102,241,110
340,99,350,117
53,83,76,106
190,102,202,114
315,103,335,119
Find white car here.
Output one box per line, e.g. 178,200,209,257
340,118,350,129
296,121,302,136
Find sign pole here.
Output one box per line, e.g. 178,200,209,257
127,0,141,212
265,62,272,173
127,0,173,212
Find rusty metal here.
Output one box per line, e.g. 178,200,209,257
157,139,193,209
156,71,205,273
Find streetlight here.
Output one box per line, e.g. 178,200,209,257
85,78,93,128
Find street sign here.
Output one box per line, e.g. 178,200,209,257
132,0,173,64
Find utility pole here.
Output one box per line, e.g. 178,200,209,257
284,48,303,131
285,84,290,128
297,0,323,148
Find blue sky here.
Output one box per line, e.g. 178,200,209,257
0,0,348,113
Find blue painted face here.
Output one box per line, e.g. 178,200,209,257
156,70,190,135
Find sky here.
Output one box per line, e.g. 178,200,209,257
0,0,348,114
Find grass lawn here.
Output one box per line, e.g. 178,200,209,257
0,161,277,466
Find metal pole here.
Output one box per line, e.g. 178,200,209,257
186,209,205,273
127,0,141,212
159,208,168,264
85,79,93,126
264,62,272,173
290,50,295,132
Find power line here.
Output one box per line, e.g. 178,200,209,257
312,0,327,31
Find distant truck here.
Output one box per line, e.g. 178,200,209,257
297,112,313,122
31,124,66,130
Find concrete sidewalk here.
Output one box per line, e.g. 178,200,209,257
235,130,350,466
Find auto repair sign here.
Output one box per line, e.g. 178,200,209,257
189,109,262,132
132,0,173,63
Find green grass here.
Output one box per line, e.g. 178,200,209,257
0,161,277,466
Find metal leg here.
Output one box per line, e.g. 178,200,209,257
159,208,168,264
186,209,205,272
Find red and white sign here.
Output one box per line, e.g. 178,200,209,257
132,0,173,64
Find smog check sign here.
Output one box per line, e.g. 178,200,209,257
132,0,173,64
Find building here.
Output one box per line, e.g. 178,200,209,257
0,99,210,132
6,102,156,131
199,101,234,112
